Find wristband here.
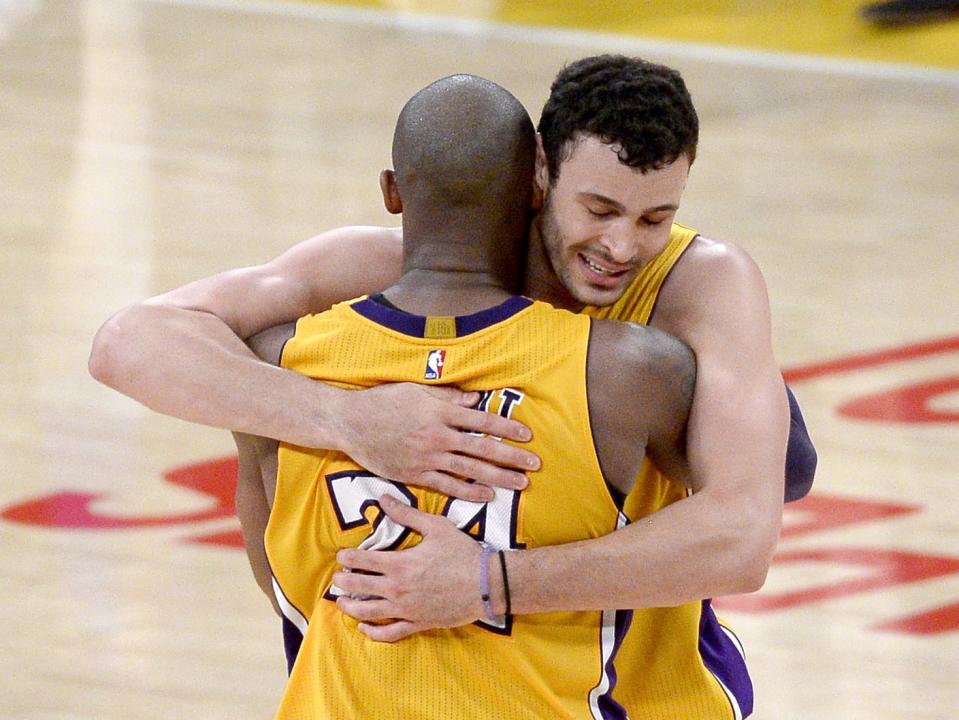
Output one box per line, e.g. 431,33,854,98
479,545,495,622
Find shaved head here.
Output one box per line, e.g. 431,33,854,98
391,74,535,209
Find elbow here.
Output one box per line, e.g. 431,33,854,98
721,511,780,595
89,307,140,390
723,542,775,595
89,318,120,386
735,550,773,594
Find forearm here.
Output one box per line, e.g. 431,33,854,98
505,373,786,613
501,491,777,614
90,303,349,448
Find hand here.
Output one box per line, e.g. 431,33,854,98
338,382,540,501
334,495,484,642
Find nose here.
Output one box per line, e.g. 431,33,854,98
599,221,640,265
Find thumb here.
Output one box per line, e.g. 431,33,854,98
422,385,480,408
379,494,436,534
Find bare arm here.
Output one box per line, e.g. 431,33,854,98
233,430,280,615
232,323,291,614
89,225,539,500
504,239,787,611
586,320,695,494
333,240,787,636
506,239,787,610
89,226,403,447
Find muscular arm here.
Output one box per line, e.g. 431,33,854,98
586,320,695,494
89,226,404,448
89,225,538,499
508,239,787,611
335,239,788,634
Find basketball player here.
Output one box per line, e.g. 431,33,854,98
89,56,814,507
251,72,731,719
90,55,807,717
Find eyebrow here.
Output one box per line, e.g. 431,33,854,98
578,192,678,214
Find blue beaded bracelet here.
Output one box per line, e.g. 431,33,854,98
479,545,496,622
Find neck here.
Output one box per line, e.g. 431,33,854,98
521,216,584,312
388,217,525,315
382,269,515,317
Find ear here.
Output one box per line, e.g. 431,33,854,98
379,170,402,215
532,134,549,211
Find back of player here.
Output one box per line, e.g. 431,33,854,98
267,295,633,719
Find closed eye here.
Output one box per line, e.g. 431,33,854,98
587,208,615,218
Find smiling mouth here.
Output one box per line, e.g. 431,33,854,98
579,253,630,278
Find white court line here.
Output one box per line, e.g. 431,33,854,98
145,0,959,86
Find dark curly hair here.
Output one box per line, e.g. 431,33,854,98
537,55,699,182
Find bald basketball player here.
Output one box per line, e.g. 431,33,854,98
252,73,729,720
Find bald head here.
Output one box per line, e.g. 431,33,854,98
391,75,535,209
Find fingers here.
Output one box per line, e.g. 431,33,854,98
336,595,396,622
352,382,540,496
377,494,443,532
417,470,497,502
421,385,480,408
337,548,395,575
332,570,389,600
437,455,529,494
444,403,535,446
358,620,421,643
454,432,539,477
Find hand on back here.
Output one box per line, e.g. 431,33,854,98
341,382,539,502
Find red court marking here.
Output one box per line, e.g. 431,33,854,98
189,528,245,548
1,457,238,530
871,602,959,635
716,548,959,613
3,337,958,631
781,493,919,539
837,376,959,423
781,334,959,384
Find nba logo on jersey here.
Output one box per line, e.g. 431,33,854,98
424,349,446,380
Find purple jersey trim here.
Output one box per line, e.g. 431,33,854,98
699,599,754,718
350,295,533,338
597,608,632,720
784,384,817,501
281,614,303,675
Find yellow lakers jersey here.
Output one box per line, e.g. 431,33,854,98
267,296,631,720
584,223,753,720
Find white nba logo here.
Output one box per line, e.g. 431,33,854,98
424,349,446,380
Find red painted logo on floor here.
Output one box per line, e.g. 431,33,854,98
3,335,958,634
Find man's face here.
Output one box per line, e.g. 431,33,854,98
536,134,690,308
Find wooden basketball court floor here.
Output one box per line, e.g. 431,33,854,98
1,0,957,717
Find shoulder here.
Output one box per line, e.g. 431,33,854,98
267,225,403,315
589,320,695,394
671,235,764,292
272,225,402,273
586,319,696,489
652,234,771,345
